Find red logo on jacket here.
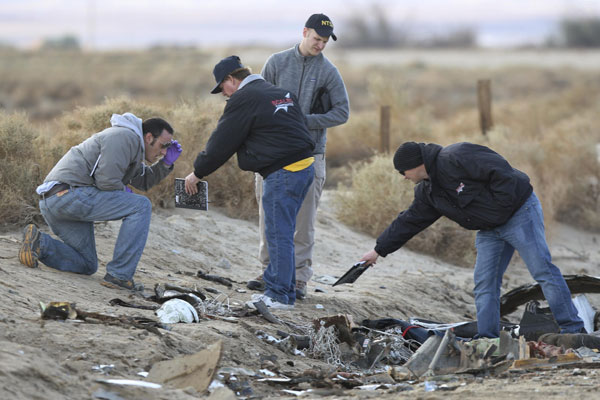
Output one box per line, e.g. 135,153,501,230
272,93,294,114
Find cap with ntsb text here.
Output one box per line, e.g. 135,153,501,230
305,13,337,41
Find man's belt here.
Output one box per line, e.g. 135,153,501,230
40,183,71,199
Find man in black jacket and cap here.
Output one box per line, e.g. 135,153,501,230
360,141,584,338
185,56,315,310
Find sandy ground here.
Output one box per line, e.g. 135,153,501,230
0,190,599,399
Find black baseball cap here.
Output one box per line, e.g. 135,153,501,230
211,55,244,94
305,13,337,41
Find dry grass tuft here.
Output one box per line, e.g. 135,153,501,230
1,96,258,228
333,154,477,267
2,49,598,251
0,112,44,226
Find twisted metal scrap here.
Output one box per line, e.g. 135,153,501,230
384,326,417,364
196,293,234,317
308,323,344,368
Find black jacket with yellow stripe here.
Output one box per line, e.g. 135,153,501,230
193,76,315,179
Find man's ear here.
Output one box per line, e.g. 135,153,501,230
144,132,153,145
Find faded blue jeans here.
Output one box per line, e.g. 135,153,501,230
38,186,152,281
474,192,584,337
262,166,314,305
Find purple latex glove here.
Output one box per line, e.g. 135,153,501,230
124,186,132,193
163,140,182,166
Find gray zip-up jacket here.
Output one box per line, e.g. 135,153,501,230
261,44,349,154
43,113,172,191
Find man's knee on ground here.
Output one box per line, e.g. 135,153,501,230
134,195,153,215
80,261,99,275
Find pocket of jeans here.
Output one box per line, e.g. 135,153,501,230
285,170,311,200
53,188,95,217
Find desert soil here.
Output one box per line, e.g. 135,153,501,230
0,190,599,399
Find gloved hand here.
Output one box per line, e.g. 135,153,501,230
124,186,133,193
163,140,182,166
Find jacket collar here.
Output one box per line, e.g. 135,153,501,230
293,43,322,64
238,74,264,91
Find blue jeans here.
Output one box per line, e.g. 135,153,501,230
473,192,584,337
38,186,152,281
262,166,314,305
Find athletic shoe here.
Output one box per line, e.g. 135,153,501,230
246,293,293,310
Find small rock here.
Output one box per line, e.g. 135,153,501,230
216,258,231,270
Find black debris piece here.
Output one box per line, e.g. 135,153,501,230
197,270,234,288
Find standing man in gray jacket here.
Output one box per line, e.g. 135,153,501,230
18,113,182,291
249,13,350,299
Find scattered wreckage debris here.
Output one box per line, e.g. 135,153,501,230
156,282,206,301
147,340,222,393
253,300,281,325
147,282,240,324
237,304,600,397
332,261,372,286
108,298,158,311
39,301,168,334
36,271,600,397
197,270,235,288
156,298,200,323
538,332,600,350
500,274,600,316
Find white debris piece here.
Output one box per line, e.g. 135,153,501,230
156,299,199,323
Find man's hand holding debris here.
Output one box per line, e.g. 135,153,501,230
360,249,379,266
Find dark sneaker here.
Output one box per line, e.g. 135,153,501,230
19,224,41,268
101,273,144,292
246,274,266,291
296,280,307,300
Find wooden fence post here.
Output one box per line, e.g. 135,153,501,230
380,105,391,153
477,80,493,135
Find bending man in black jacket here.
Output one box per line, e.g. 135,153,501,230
360,141,584,337
185,56,315,310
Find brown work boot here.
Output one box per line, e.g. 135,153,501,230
19,224,41,268
101,273,144,292
296,280,307,300
246,274,266,291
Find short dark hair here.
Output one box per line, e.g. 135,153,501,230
142,117,173,138
229,67,252,81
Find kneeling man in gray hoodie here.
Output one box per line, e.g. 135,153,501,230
19,113,182,291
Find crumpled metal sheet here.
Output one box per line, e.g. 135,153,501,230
500,274,600,316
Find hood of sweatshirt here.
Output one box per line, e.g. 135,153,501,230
110,112,145,158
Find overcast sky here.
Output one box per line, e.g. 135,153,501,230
1,0,598,49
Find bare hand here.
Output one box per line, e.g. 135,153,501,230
184,172,200,195
360,249,379,266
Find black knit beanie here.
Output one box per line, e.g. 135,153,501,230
393,142,423,173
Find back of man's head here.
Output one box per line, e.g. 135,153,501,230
142,118,173,138
393,142,423,173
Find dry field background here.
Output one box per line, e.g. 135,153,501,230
0,47,598,265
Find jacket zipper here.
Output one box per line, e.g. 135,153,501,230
297,57,307,101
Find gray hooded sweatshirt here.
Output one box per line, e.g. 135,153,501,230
261,44,349,154
41,113,172,192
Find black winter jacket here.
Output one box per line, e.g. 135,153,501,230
375,142,533,257
193,77,315,178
